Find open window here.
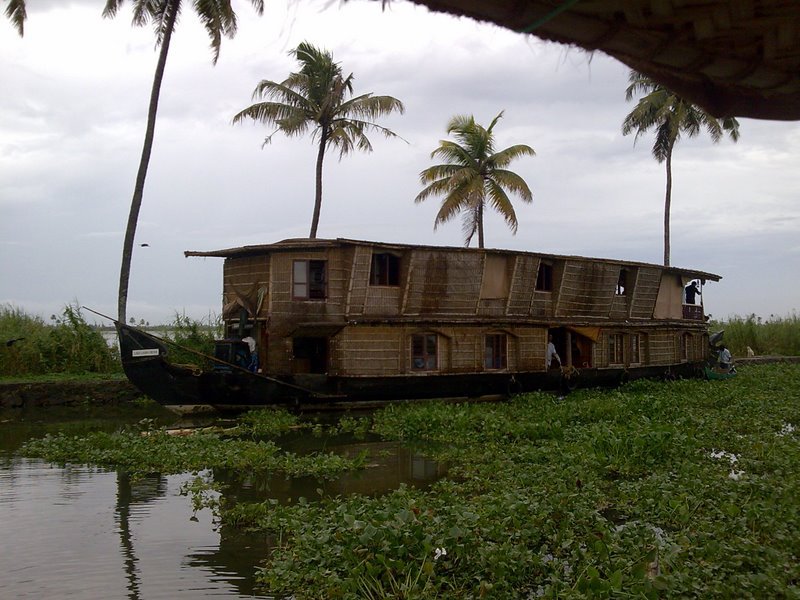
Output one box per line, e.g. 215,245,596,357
535,262,553,292
370,252,400,286
616,269,628,296
293,260,327,300
411,333,438,371
484,333,508,370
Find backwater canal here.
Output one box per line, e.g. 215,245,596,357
0,402,445,599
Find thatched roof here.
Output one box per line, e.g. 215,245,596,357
405,0,800,120
185,237,722,281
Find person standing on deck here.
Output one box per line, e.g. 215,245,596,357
546,335,561,369
685,281,701,305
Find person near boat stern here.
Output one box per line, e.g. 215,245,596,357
718,344,733,371
242,335,258,372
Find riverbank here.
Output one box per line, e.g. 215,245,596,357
0,375,140,409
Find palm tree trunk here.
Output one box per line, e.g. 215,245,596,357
477,202,485,249
309,128,328,238
117,0,179,324
663,147,673,267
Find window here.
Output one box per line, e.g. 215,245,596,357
411,333,438,371
609,333,624,365
293,260,327,300
616,269,628,296
536,262,553,291
370,253,400,286
485,334,508,370
630,333,641,364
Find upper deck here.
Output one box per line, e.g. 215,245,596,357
186,238,720,326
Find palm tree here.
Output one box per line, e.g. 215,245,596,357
415,111,534,248
3,0,26,35
622,70,740,266
103,0,264,324
232,42,405,239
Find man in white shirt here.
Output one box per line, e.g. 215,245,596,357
546,335,561,369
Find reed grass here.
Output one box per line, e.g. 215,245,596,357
0,303,119,376
710,312,800,357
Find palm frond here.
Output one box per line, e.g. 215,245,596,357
4,0,26,35
485,180,519,232
490,170,533,202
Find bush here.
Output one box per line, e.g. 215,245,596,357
162,312,222,366
0,303,119,376
711,312,800,357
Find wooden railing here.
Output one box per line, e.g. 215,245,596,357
683,304,704,320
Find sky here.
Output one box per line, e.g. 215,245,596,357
1,0,799,325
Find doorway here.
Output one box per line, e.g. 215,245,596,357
292,337,328,374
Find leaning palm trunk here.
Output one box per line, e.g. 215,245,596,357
117,0,178,323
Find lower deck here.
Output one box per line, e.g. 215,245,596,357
230,321,710,380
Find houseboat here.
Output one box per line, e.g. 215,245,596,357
117,238,720,413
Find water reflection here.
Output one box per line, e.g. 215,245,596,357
0,406,445,599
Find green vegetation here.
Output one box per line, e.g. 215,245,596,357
21,419,363,480
0,305,223,378
220,364,799,599
161,312,222,366
14,364,800,597
711,313,800,357
0,304,119,376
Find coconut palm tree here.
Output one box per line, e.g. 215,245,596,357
104,0,264,324
232,42,405,239
415,111,534,248
622,70,740,266
3,0,26,35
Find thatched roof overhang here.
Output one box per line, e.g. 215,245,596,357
185,237,721,282
399,0,800,120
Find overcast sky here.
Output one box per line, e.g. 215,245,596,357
2,0,799,325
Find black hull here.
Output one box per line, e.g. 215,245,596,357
118,324,704,413
117,324,316,413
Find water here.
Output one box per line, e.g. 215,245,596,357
0,404,444,599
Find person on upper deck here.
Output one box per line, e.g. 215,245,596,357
685,281,701,305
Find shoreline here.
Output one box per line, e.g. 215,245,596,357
0,378,140,409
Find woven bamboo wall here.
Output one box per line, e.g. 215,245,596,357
518,327,547,371
403,251,482,314
507,255,539,315
222,256,270,318
345,245,371,315
646,332,675,366
630,268,663,319
333,325,542,377
593,328,708,368
333,326,402,376
556,261,619,318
